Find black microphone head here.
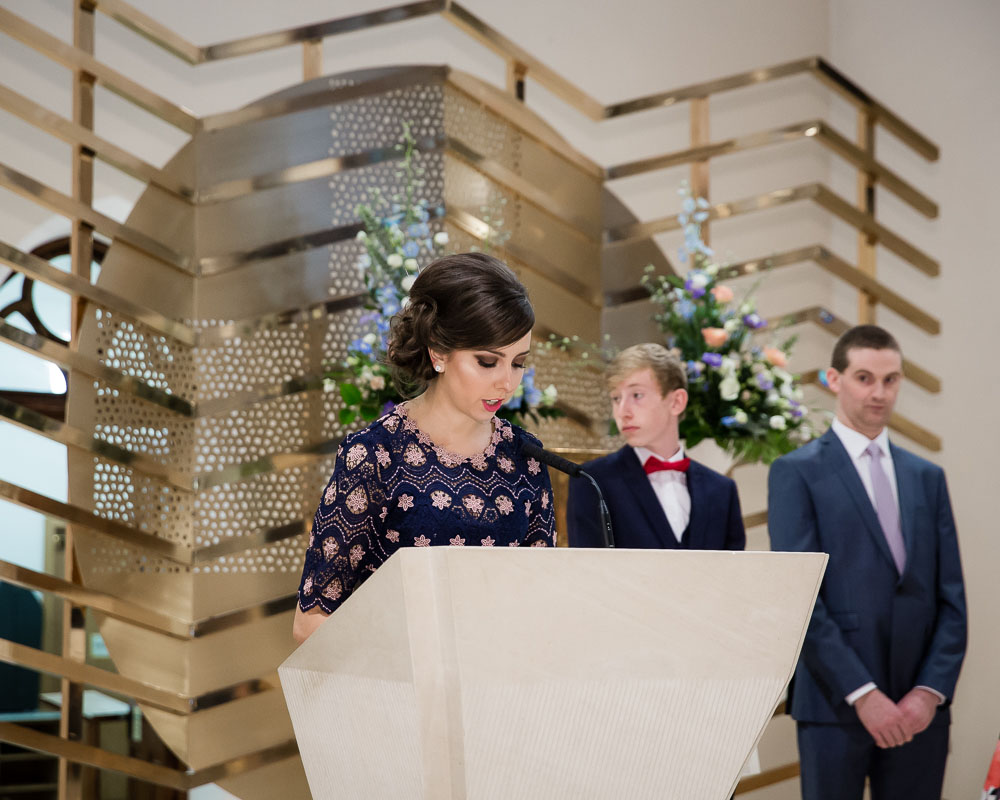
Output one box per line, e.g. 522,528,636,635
519,439,583,477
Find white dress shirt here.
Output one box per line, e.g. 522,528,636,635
633,445,690,542
831,418,898,509
830,419,945,707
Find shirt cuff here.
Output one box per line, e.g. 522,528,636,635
915,685,947,705
845,682,877,706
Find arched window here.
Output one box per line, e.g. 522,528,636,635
0,237,106,417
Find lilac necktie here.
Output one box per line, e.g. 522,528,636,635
865,441,906,574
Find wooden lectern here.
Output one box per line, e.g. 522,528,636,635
279,548,825,799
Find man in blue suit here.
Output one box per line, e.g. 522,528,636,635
568,343,745,551
768,325,966,800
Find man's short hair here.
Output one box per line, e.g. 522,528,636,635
606,343,687,396
830,325,902,372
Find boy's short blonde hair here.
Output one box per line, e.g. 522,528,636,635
606,343,687,397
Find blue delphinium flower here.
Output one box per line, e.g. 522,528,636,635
743,312,766,329
721,415,737,427
702,353,723,368
350,337,373,356
686,360,704,376
677,299,696,320
402,240,420,258
504,393,523,410
756,373,774,391
685,270,709,299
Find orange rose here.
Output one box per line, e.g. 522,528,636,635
702,327,728,348
711,285,735,303
763,347,788,368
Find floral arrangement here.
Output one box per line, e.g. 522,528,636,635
640,184,814,464
328,124,560,428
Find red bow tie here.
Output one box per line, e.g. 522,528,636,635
643,456,691,475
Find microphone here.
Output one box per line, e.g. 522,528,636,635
520,441,615,548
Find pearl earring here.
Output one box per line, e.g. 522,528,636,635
434,364,443,373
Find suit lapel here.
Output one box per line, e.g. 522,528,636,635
889,443,916,568
617,448,677,548
822,429,898,573
685,461,706,549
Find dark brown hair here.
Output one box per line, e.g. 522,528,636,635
830,325,901,372
385,252,534,396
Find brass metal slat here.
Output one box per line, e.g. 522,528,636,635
0,397,196,491
779,306,941,394
0,7,197,133
0,560,190,639
719,245,940,334
0,84,194,201
0,474,309,565
201,1,445,62
799,369,940,451
0,478,194,562
605,119,937,219
0,321,195,416
0,640,190,714
604,183,940,277
0,162,190,272
0,721,300,789
0,242,196,346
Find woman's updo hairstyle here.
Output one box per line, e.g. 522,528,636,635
386,252,534,396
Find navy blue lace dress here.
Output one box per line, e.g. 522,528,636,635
297,403,556,615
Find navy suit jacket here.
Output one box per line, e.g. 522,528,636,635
767,429,966,726
567,446,745,550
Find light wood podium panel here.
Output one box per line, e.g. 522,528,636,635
279,548,825,799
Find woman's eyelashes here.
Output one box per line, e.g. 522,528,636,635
475,358,528,370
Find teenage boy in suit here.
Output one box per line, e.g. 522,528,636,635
567,343,745,551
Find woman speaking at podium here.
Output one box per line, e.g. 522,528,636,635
293,253,556,643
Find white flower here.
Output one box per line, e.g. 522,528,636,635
719,376,740,401
689,272,709,289
769,415,787,430
355,230,367,241
705,263,719,277
400,275,416,292
403,258,418,272
739,303,753,315
433,231,449,246
362,333,377,346
369,375,385,391
542,384,558,404
723,318,739,333
766,390,780,406
387,253,403,268
733,409,749,425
